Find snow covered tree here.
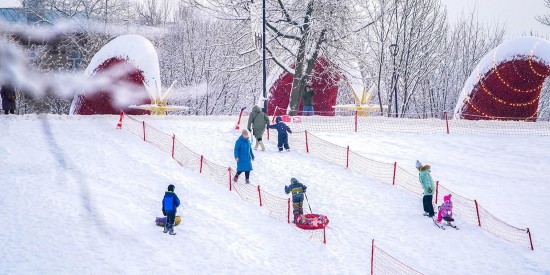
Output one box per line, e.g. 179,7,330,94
188,0,376,115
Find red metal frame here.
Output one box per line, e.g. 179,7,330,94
392,162,397,185
199,155,204,173
475,199,481,227
527,228,534,250
258,185,263,207
445,111,450,134
305,130,309,153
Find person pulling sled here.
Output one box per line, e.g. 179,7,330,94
162,184,181,235
285,178,307,222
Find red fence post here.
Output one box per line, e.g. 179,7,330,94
323,226,326,245
287,198,291,224
346,146,350,168
445,111,450,134
228,168,232,191
171,135,175,159
267,128,270,141
305,130,309,153
370,239,374,275
527,228,534,250
474,199,481,227
199,155,204,173
354,110,358,132
272,106,278,123
435,181,439,204
142,121,146,141
257,185,263,207
116,111,124,129
392,162,397,185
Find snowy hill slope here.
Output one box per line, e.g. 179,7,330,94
145,116,548,274
0,115,333,274
316,132,550,257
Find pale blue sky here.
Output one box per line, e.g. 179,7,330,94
1,0,548,37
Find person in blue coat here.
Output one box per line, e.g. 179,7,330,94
268,116,292,152
285,178,307,222
234,129,255,184
162,184,181,235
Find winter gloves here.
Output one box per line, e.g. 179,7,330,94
428,187,433,193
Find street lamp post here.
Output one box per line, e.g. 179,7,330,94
389,44,399,118
262,0,267,113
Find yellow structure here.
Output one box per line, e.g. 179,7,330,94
332,84,387,116
129,80,188,115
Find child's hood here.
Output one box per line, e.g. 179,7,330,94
444,194,452,202
275,116,282,123
419,165,431,172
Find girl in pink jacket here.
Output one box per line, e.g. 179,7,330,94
437,194,454,224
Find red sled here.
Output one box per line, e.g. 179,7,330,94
295,214,329,230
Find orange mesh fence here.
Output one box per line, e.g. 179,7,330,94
173,139,202,172
144,123,174,154
272,125,534,250
117,112,326,244
263,110,550,136
371,240,423,275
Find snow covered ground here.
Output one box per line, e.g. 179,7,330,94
1,115,548,274
0,115,331,274
145,116,549,274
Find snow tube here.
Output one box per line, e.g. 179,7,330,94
155,216,182,227
295,214,329,230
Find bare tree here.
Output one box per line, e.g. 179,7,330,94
135,0,174,26
188,0,377,115
536,0,550,26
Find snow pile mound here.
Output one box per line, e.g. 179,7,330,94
454,36,550,121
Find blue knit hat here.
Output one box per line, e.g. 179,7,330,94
415,160,423,170
168,184,175,191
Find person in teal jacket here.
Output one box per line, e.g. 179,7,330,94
417,160,435,217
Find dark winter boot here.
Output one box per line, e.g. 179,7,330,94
169,222,176,235
233,175,239,182
245,179,250,184
163,224,168,233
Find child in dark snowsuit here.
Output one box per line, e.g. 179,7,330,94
268,116,292,152
162,184,181,235
285,178,307,222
